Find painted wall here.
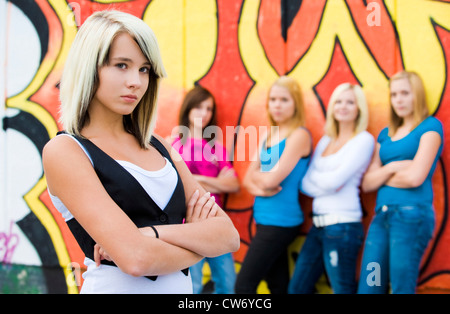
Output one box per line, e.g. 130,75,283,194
1,0,449,293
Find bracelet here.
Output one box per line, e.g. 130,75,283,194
149,225,159,238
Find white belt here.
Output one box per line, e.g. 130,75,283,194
312,214,360,228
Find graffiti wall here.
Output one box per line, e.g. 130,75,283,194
1,0,449,293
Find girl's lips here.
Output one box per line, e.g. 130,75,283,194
121,95,138,102
394,106,407,112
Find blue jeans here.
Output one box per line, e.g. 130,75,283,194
190,253,236,294
357,204,435,294
288,222,364,294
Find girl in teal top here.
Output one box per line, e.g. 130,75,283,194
235,76,311,294
358,71,443,294
375,116,443,207
253,136,310,227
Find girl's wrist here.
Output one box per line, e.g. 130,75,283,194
140,226,159,238
149,225,159,238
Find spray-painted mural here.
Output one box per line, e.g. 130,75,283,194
1,0,449,294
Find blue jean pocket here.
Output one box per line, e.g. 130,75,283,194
396,205,435,229
324,223,346,239
397,206,422,223
324,223,363,243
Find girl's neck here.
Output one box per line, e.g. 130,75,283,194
390,115,415,141
84,104,126,137
401,114,415,129
267,123,291,147
276,119,294,136
82,116,126,140
322,122,355,157
336,121,355,141
189,125,204,139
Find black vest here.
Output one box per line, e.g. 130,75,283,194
60,132,188,280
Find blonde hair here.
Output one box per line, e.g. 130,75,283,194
388,71,429,136
266,76,306,140
59,10,167,148
324,83,369,138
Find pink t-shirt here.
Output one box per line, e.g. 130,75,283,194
172,136,233,207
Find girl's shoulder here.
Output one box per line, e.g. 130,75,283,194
287,126,312,156
43,132,87,158
416,116,443,136
355,130,375,143
153,133,176,152
289,126,312,142
350,131,375,156
42,133,96,187
294,126,311,135
377,127,390,143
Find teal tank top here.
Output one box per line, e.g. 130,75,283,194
253,131,311,227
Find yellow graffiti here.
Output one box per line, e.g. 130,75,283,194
5,0,450,294
239,0,390,110
144,0,217,89
6,0,79,294
238,0,450,133
92,0,129,3
388,0,450,113
293,0,387,91
239,0,278,84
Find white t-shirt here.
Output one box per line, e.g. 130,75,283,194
301,131,374,220
49,134,192,294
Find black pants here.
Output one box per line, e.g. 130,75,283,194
235,224,299,294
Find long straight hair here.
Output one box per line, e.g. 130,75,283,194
388,71,429,136
266,76,306,144
59,10,167,148
177,85,217,144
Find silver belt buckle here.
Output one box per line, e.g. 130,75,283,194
313,215,326,227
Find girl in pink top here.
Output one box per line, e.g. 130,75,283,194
171,86,239,293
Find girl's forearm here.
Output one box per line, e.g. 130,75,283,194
132,235,203,277
194,175,239,194
361,165,394,192
153,217,239,258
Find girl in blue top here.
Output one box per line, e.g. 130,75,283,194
358,71,444,294
235,76,311,294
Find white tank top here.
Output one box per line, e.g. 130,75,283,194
49,134,192,294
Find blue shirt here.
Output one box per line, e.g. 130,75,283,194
253,132,311,227
376,116,443,207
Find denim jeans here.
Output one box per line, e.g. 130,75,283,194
288,222,364,294
357,204,435,294
190,253,236,294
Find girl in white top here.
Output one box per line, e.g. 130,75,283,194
42,11,239,294
288,83,374,294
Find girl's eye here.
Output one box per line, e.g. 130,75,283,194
140,67,151,74
115,63,127,69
